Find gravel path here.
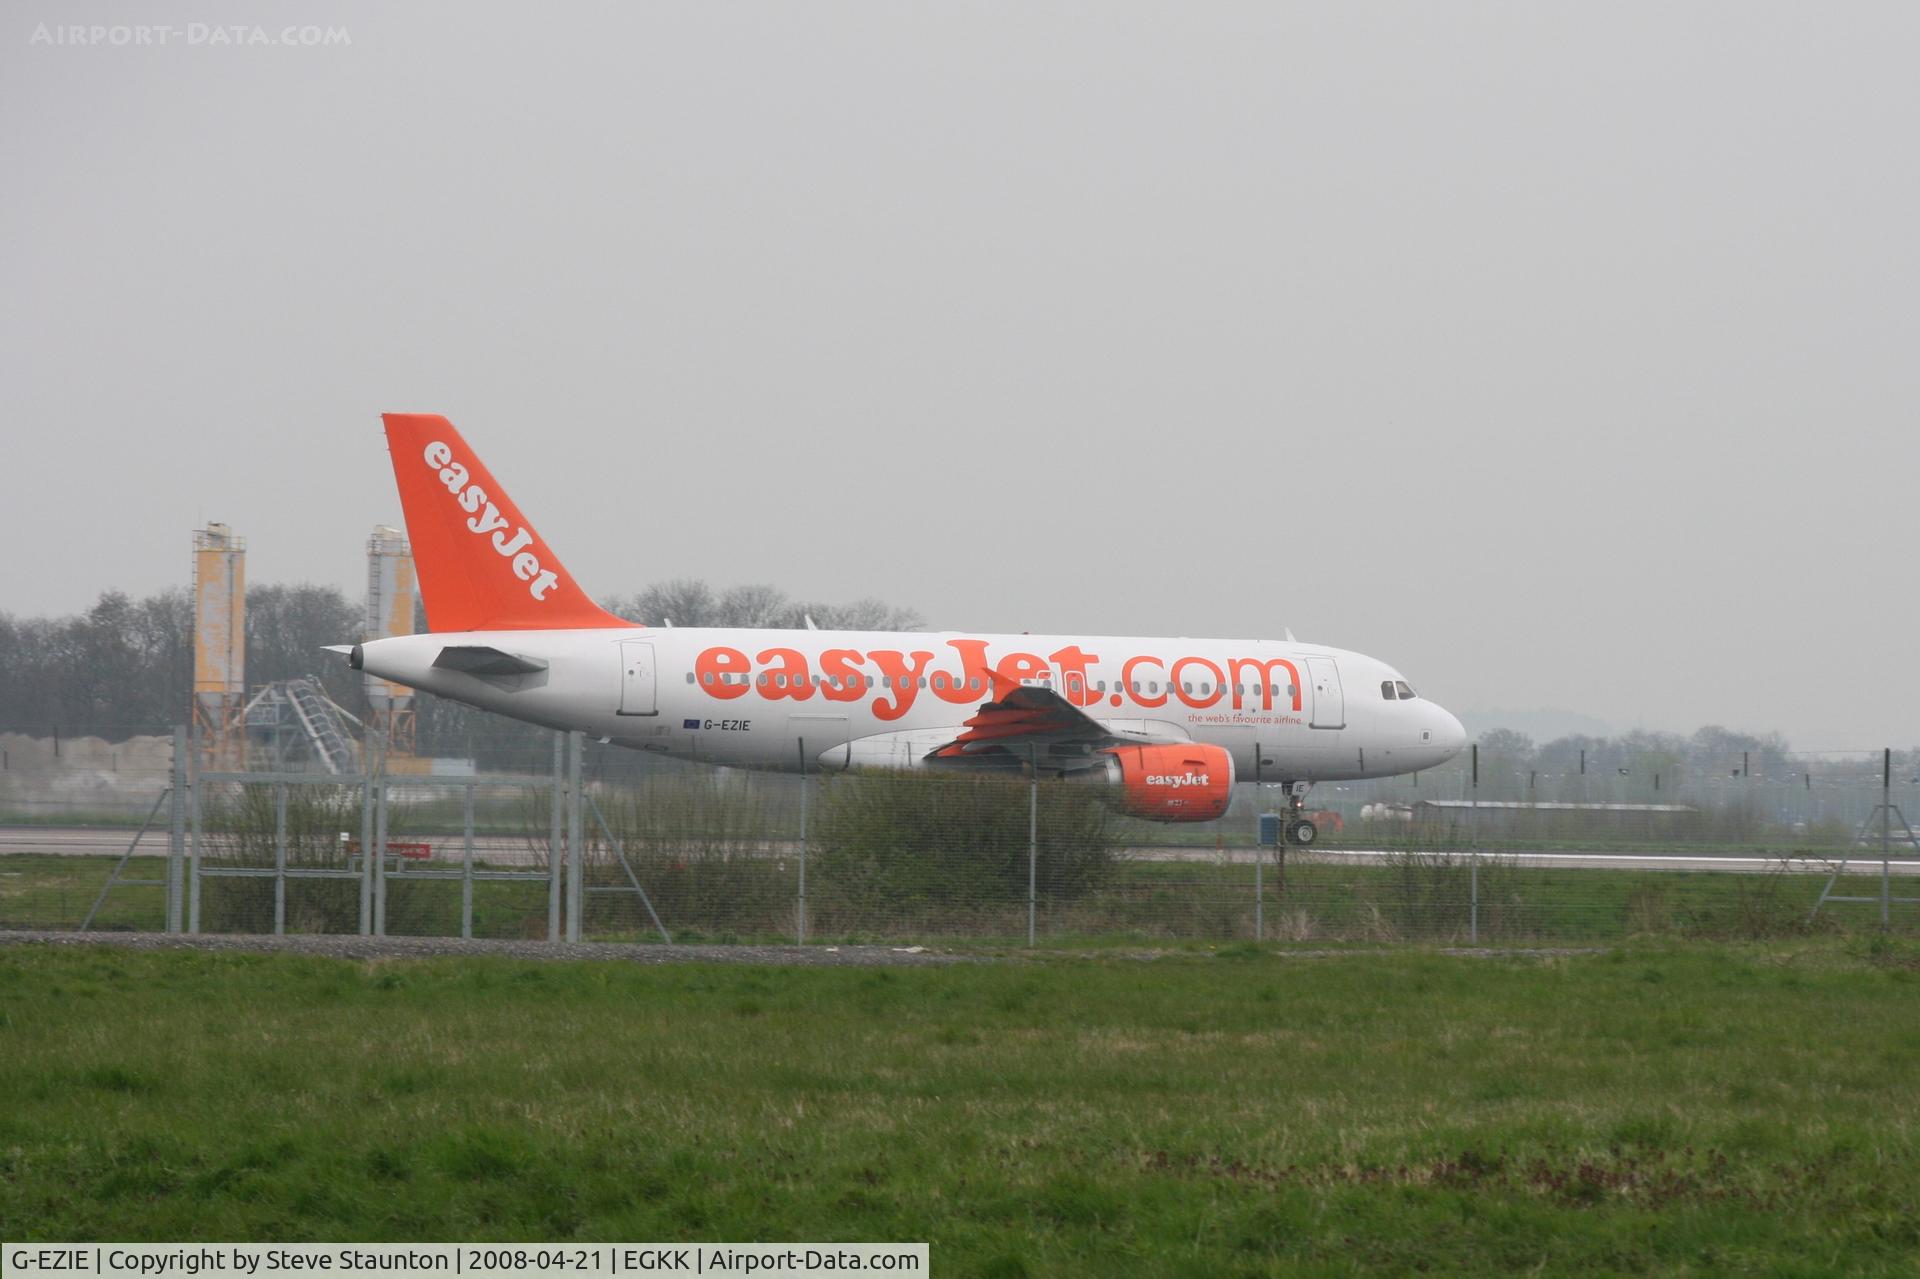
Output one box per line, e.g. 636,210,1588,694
0,929,969,966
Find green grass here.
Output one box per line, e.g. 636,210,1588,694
0,854,171,932
3,941,1920,1273
9,850,1918,946
0,854,553,939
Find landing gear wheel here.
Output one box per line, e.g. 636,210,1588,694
1288,818,1318,846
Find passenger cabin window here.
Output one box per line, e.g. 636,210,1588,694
1396,681,1416,699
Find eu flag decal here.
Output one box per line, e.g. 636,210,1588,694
683,718,701,730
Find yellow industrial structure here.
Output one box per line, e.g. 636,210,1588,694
188,522,421,772
363,525,418,756
191,524,246,767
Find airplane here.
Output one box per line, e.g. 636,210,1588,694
338,414,1467,843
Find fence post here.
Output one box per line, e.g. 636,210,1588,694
1469,743,1480,945
359,737,372,925
358,746,374,935
187,730,202,934
797,737,807,946
566,730,584,943
1469,743,1479,851
1882,747,1892,933
462,779,476,941
273,781,287,936
1469,854,1479,945
1253,750,1262,942
1028,745,1038,947
548,731,563,943
167,726,186,933
373,732,389,936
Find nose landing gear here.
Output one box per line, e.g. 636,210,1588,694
1281,783,1317,846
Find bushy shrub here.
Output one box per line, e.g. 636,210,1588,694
197,782,451,935
590,772,795,938
1676,866,1832,939
1373,849,1528,942
812,770,1121,917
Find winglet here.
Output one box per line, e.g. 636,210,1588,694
381,414,629,633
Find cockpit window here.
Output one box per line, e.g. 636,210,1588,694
1395,681,1416,700
1381,680,1396,700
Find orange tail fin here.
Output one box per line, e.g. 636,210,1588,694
382,413,629,633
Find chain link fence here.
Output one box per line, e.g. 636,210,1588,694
3,724,1916,943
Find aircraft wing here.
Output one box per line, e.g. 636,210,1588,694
924,669,1182,772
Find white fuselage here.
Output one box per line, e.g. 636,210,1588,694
355,627,1466,784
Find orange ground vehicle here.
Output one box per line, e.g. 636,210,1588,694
1306,809,1346,837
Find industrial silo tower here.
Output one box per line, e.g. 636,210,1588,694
364,525,418,755
192,523,246,765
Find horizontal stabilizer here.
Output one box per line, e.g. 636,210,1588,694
431,645,550,677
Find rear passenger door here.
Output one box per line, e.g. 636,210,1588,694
619,641,657,716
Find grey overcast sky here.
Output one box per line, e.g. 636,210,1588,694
2,3,1915,750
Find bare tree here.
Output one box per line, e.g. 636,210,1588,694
789,598,925,631
605,581,925,632
602,579,718,627
1688,724,1791,780
246,584,362,709
0,576,933,742
712,584,791,629
1475,728,1537,800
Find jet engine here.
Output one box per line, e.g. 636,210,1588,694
1093,743,1236,822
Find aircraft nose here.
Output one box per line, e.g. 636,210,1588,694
1433,705,1467,760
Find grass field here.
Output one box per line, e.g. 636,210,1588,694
3,941,1919,1274
7,848,1916,946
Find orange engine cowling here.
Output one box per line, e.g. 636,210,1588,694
1096,743,1236,822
